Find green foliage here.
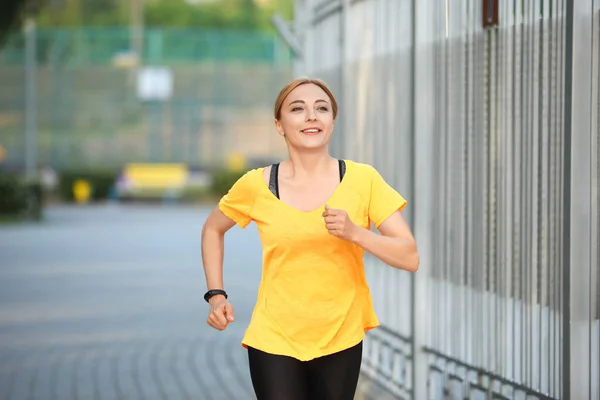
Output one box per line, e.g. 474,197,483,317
0,0,50,48
34,0,294,32
0,174,44,221
36,0,131,26
58,168,119,202
0,174,23,214
181,185,213,203
210,168,247,198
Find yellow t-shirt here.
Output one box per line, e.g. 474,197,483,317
218,160,407,361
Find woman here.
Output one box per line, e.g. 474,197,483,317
201,78,419,400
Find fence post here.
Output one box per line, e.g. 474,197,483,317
566,0,593,398
411,0,438,398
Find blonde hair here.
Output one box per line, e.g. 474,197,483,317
273,77,338,121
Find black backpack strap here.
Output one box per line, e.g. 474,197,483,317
269,163,280,198
338,159,346,181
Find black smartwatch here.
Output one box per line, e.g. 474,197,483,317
204,289,228,303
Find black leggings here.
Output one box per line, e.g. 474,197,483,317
247,341,363,400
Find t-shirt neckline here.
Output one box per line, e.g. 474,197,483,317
258,159,351,215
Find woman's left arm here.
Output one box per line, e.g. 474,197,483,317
323,205,419,272
350,211,419,272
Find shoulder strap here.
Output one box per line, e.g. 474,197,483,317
338,159,346,181
269,163,280,198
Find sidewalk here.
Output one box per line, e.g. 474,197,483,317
355,375,398,400
0,204,392,400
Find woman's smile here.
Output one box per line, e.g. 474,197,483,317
301,127,322,135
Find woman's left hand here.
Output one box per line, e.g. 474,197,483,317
322,204,359,242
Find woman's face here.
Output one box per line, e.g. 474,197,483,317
275,83,335,151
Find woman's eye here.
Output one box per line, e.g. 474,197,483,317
290,106,328,112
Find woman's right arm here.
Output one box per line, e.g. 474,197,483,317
201,169,256,330
201,206,236,297
201,206,237,331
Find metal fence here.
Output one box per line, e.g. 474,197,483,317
0,28,292,171
293,0,599,399
0,27,288,67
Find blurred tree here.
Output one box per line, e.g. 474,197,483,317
28,0,294,32
0,0,41,46
240,0,259,29
81,0,128,25
36,0,129,26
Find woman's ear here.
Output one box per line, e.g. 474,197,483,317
274,119,285,137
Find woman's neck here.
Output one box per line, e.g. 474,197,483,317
285,148,335,179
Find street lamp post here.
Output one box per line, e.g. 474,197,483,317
131,0,144,67
24,3,38,182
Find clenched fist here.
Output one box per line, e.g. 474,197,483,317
322,204,358,242
207,295,235,331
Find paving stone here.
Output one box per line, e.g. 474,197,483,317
0,204,379,400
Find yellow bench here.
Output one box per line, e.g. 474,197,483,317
116,163,189,200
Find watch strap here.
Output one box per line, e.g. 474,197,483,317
204,289,228,303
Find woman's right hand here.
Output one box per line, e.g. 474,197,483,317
207,295,235,331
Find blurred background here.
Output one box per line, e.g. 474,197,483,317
0,0,599,400
0,0,294,210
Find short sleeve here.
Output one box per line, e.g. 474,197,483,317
218,170,258,228
368,166,407,228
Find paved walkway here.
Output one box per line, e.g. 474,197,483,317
0,204,374,400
